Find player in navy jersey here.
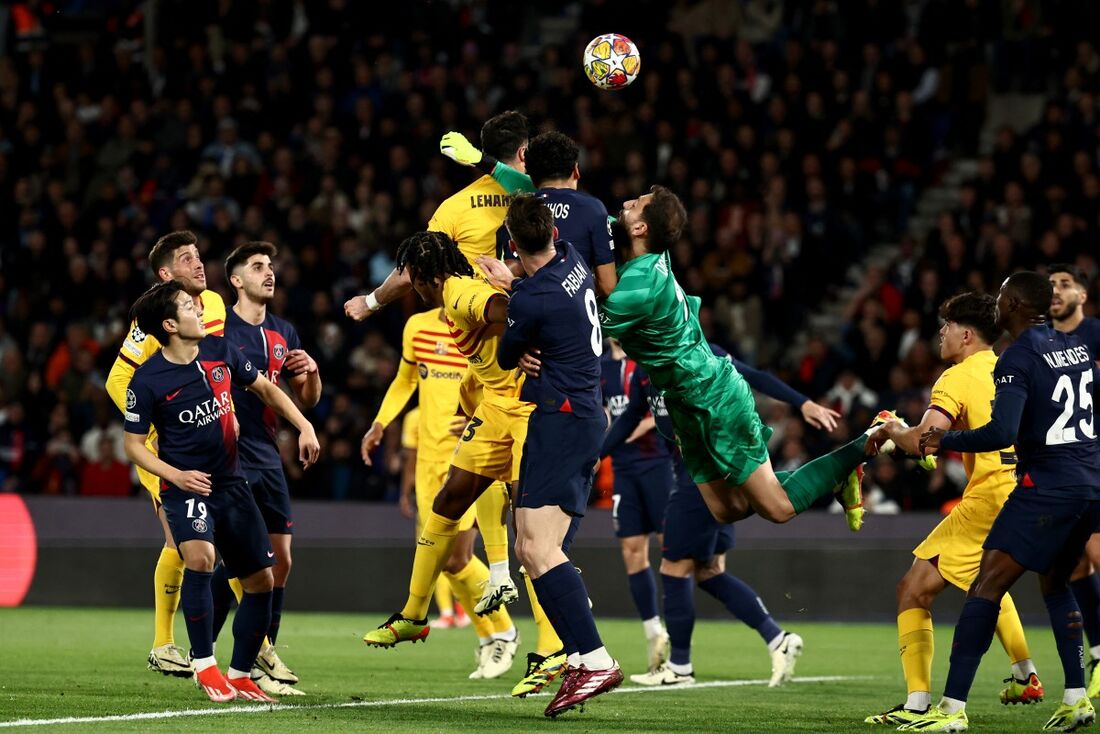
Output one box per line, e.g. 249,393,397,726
490,194,622,717
122,281,320,704
603,343,837,686
899,272,1100,732
1048,263,1100,696
599,339,676,670
493,131,617,296
213,242,322,694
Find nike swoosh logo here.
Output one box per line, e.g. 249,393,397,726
286,521,294,528
267,551,275,557
452,299,460,310
165,389,183,401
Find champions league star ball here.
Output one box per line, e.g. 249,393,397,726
583,33,641,90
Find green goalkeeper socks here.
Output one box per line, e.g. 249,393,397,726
778,435,867,514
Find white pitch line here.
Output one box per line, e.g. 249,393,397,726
0,675,868,728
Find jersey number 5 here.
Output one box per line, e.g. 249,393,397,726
1046,371,1096,445
585,288,603,356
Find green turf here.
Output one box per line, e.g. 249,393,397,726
0,607,1085,732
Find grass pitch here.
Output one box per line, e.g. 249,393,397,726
0,606,1082,732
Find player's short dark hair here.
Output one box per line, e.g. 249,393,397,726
505,194,555,255
1048,262,1089,288
225,241,278,282
641,186,687,253
525,131,578,186
148,231,199,277
129,280,185,344
939,292,1000,345
396,230,474,285
1004,271,1054,316
481,111,529,163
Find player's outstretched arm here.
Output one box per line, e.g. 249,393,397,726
344,267,413,321
868,409,952,457
247,374,321,468
439,131,535,194
728,356,839,431
922,391,1026,456
123,432,211,495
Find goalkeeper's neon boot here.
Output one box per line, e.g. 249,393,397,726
512,650,568,697
228,674,277,703
475,577,519,616
256,643,298,684
897,706,969,731
194,664,238,703
768,632,803,687
543,663,623,718
1088,658,1100,699
647,629,670,672
870,409,937,470
362,613,430,647
148,643,193,677
1042,698,1096,732
864,703,930,725
630,662,694,686
999,672,1043,704
836,465,865,532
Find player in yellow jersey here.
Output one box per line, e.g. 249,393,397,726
342,110,528,320
362,230,539,648
862,293,1043,726
360,307,520,679
104,230,227,677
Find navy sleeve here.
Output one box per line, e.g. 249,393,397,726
123,374,154,435
224,340,259,387
939,390,1025,453
600,372,649,458
498,291,539,370
589,201,615,267
730,357,809,408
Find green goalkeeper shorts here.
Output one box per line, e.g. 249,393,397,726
665,359,773,486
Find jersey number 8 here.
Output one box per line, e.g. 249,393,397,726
585,289,602,356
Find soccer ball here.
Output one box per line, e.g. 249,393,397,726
583,33,641,90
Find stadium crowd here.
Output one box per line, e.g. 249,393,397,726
0,0,1096,510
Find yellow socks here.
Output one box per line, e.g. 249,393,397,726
995,591,1032,665
524,571,562,655
898,607,934,695
445,558,506,639
402,513,461,621
152,547,184,647
475,482,510,567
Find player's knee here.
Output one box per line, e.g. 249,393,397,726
242,567,274,594
896,576,933,609
757,504,795,524
273,555,292,585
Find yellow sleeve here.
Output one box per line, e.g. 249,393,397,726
401,408,419,450
372,319,420,428
450,277,499,331
428,201,457,240
929,366,964,423
105,321,161,414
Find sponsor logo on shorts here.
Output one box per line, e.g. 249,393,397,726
192,518,208,533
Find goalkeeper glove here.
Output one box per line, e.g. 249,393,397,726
440,131,482,166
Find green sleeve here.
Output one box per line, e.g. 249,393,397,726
599,269,651,337
491,161,536,194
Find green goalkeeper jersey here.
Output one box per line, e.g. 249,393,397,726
599,251,742,399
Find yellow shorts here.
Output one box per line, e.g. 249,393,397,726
451,397,533,484
415,459,476,532
913,497,1000,590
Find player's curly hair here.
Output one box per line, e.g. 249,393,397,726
481,111,529,163
395,231,474,284
129,280,186,344
640,185,687,253
526,131,579,186
148,230,199,277
939,292,999,345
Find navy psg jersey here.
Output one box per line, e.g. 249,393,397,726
125,336,258,480
600,354,672,473
224,308,302,468
497,188,615,270
498,241,603,418
995,325,1100,490
1070,317,1100,361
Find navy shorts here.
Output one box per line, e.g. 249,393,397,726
984,485,1100,577
242,464,293,535
612,462,674,538
161,477,274,579
662,463,735,561
517,411,603,517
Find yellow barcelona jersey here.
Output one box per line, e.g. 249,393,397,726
428,175,513,267
929,349,1016,509
441,275,524,401
374,309,468,461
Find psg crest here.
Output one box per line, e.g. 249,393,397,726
273,343,286,360
191,519,208,533
211,366,225,383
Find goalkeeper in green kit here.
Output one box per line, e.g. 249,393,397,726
444,132,925,529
